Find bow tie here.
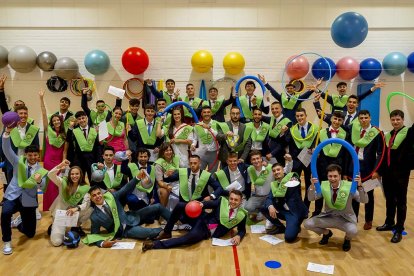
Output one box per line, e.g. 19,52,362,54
189,98,194,101
330,129,339,134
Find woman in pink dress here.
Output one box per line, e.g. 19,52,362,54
39,90,66,211
104,106,128,164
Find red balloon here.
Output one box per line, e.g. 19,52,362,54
122,47,149,75
185,201,202,218
336,56,359,80
286,55,309,80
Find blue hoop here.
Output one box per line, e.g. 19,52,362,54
311,138,360,194
157,101,199,123
234,75,267,118
281,52,332,101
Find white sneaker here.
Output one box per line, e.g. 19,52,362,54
265,219,274,230
11,216,22,228
3,242,12,255
177,224,192,231
256,212,264,221
36,209,42,220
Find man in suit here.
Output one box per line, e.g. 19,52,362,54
49,96,74,133
82,175,171,248
121,98,142,154
304,164,367,251
376,109,414,243
217,106,252,164
147,78,179,106
346,110,383,230
238,80,269,123
2,128,47,255
261,161,308,242
246,108,271,157
314,94,359,127
142,190,247,251
179,83,203,124
202,86,234,122
153,155,223,240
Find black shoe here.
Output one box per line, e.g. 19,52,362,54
311,211,321,218
391,232,402,243
342,239,351,251
266,225,286,235
142,240,154,252
71,227,86,237
319,230,333,245
47,224,52,236
376,223,395,231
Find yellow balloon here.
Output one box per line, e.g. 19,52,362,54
223,52,245,75
191,50,213,73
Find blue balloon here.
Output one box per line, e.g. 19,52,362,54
311,138,360,194
311,57,336,80
84,49,110,75
382,52,407,76
331,12,368,48
407,52,414,73
359,58,382,81
235,75,266,118
158,101,199,123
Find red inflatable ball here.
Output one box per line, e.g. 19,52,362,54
2,111,21,128
336,56,360,80
122,47,149,75
185,201,202,218
286,55,309,80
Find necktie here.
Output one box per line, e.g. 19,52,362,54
103,203,113,219
301,126,306,138
330,129,339,134
83,128,87,138
229,208,234,219
387,131,397,166
27,166,32,178
191,174,196,197
147,122,152,135
355,129,366,153
248,96,252,110
332,188,339,203
60,115,64,123
344,115,352,125
272,118,277,128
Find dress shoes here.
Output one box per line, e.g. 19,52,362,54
363,221,372,230
319,230,333,245
376,223,395,231
391,232,402,243
342,239,351,251
266,225,286,235
152,230,172,241
142,240,154,252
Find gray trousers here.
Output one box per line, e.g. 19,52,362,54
200,151,219,173
245,195,267,214
304,215,358,239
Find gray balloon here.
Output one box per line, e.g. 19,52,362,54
54,57,79,80
0,46,8,68
8,45,37,73
37,51,57,72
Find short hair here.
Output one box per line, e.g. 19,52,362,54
157,98,167,104
129,98,140,106
75,111,87,118
337,82,347,88
15,105,28,112
272,163,284,169
390,109,404,119
229,189,243,198
358,110,371,117
144,104,156,111
25,145,39,153
186,83,194,89
60,97,71,105
137,147,151,158
271,101,282,108
348,94,359,103
209,87,218,93
326,164,342,175
96,100,105,105
189,155,201,160
245,80,256,88
227,152,239,160
249,150,262,161
165,79,175,85
285,83,295,88
295,107,307,115
252,107,262,114
103,145,115,154
332,110,345,120
88,185,101,194
201,105,212,112
230,106,240,112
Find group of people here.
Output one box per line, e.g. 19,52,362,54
0,73,412,256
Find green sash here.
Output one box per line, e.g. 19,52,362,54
321,180,351,210
125,113,142,127
154,156,180,172
247,122,270,143
10,125,39,149
173,125,193,140
194,123,218,145
385,127,408,149
137,119,157,145
103,165,124,189
179,169,211,202
239,95,263,119
219,197,247,229
202,98,224,115
215,170,230,190
61,178,89,206
247,164,272,186
163,91,174,105
351,122,380,148
332,95,349,109
27,117,34,125
319,128,347,157
128,163,155,193
82,192,120,245
271,172,295,198
73,127,98,152
107,121,125,137
290,123,319,149
281,93,297,110
90,110,109,126
219,123,253,153
47,126,65,148
155,113,171,127
183,97,202,118
268,117,291,138
17,157,48,189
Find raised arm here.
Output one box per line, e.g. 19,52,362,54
0,75,10,114
39,89,49,137
47,159,70,188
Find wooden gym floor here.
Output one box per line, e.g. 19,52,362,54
1,174,414,276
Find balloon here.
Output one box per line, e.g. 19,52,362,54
382,52,407,76
37,51,57,72
84,49,110,75
285,55,309,79
185,201,202,218
122,47,149,75
191,50,213,73
91,169,105,183
2,111,20,128
407,52,414,73
223,52,245,75
54,57,79,80
331,12,368,48
311,57,336,80
114,151,128,162
0,45,8,68
157,101,199,123
8,45,37,73
359,58,382,81
336,57,359,80
311,138,360,194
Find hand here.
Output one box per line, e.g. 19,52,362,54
170,138,175,144
315,77,323,88
66,207,78,216
145,79,153,85
281,125,288,133
97,162,104,170
69,120,76,128
226,131,234,137
102,240,117,248
203,196,211,201
174,89,180,99
167,185,173,192
58,159,70,170
165,169,175,177
354,174,362,187
126,124,132,132
109,188,116,193
237,159,244,164
125,149,132,158
372,82,386,91
190,144,196,152
265,153,272,161
314,93,321,102
82,87,90,95
39,89,45,98
150,198,155,204
268,205,278,219
262,160,268,167
33,173,42,183
153,147,159,154
231,235,241,246
284,153,292,162
257,74,266,84
251,95,257,105
311,177,318,185
0,74,6,89
371,172,380,180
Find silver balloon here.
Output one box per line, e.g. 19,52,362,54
0,46,8,68
54,57,79,80
37,51,57,72
8,45,37,73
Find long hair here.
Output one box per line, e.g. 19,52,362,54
168,107,184,139
158,142,175,160
49,114,66,140
65,166,85,196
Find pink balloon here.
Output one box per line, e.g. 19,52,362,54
336,57,360,80
285,55,309,80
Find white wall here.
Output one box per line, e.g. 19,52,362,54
1,0,414,131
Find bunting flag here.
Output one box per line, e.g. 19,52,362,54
199,79,207,100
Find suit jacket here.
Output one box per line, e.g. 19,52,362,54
65,126,102,164
128,121,164,150
262,115,292,163
217,121,252,162
313,101,358,126
81,93,122,125
218,163,251,199
320,88,373,113
208,91,234,122
264,184,308,219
